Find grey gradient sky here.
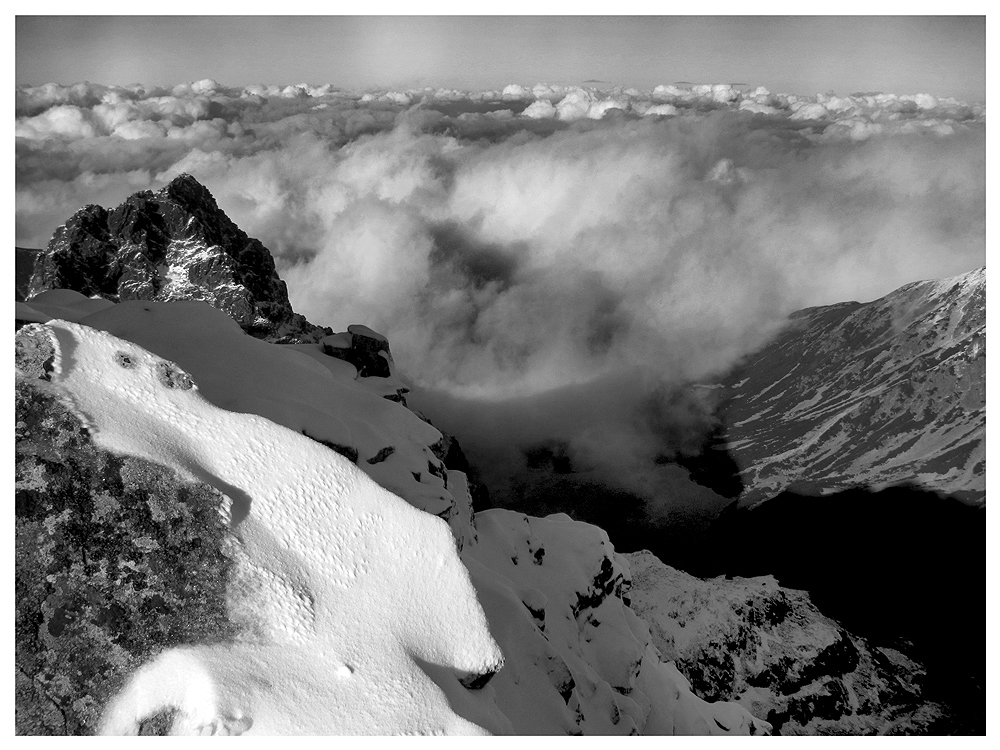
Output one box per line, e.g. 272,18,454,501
15,15,986,101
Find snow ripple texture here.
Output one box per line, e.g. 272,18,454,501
39,319,505,735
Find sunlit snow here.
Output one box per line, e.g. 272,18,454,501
38,319,505,734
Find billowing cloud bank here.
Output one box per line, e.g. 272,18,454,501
16,79,986,515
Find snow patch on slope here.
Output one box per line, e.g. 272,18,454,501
17,288,116,323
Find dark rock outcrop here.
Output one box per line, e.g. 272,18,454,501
623,550,949,735
707,484,985,734
321,325,394,379
321,325,412,403
15,247,42,301
15,326,239,735
572,554,627,617
27,174,329,343
413,409,492,510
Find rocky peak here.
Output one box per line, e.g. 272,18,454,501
161,172,219,213
27,174,329,344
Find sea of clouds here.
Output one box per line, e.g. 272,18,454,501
16,79,986,519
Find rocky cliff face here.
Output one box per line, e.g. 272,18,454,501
623,551,947,735
704,483,985,734
15,247,40,301
716,268,985,507
27,174,328,343
721,268,986,505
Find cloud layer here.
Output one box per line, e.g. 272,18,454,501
16,79,986,516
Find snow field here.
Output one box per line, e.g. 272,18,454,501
37,319,503,734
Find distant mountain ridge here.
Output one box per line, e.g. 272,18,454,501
717,267,985,506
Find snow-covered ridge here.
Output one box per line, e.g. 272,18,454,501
719,267,985,506
26,319,505,734
17,294,471,545
15,301,769,734
20,175,979,734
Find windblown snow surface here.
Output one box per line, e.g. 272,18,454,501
19,297,768,735
39,317,505,735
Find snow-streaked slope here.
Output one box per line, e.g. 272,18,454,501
30,320,506,735
719,267,985,506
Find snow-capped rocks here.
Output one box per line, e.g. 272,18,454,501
24,320,506,734
27,174,328,343
622,551,947,734
464,512,769,735
717,267,985,506
321,324,409,403
322,325,392,378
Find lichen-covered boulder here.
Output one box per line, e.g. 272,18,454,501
15,326,239,735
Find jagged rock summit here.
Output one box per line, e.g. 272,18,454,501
27,174,329,343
